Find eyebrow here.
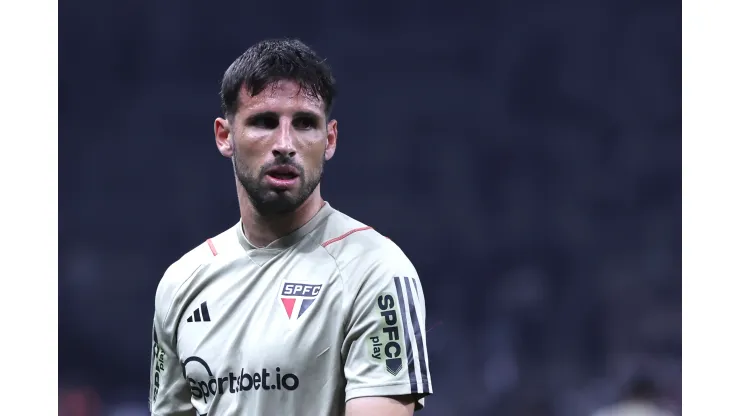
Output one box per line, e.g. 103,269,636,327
244,111,322,124
292,111,321,120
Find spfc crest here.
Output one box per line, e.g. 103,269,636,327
280,282,322,320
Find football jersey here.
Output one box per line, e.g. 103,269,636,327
148,202,432,416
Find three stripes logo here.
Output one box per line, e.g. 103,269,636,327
368,276,431,395
186,302,211,323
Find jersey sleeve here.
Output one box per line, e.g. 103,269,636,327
342,250,433,409
149,266,196,416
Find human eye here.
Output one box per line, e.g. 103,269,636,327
293,114,319,130
247,114,279,129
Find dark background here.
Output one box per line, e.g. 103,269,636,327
59,0,681,415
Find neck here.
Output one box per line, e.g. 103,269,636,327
237,184,324,248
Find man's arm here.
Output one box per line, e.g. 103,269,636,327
149,270,195,416
341,248,433,414
149,319,193,416
346,395,415,416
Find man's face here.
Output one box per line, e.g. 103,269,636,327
215,80,337,216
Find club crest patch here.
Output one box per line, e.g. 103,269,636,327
280,282,322,320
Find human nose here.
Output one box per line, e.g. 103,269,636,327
272,118,297,158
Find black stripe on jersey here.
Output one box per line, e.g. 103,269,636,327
394,276,418,393
200,302,211,321
403,276,430,394
150,324,157,376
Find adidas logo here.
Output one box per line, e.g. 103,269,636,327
186,301,211,323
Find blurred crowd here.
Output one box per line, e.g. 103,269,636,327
59,0,680,414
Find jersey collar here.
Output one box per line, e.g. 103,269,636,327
236,202,335,252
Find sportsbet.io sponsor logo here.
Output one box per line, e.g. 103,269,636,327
181,356,300,404
367,292,405,376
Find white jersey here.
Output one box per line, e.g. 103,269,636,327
148,203,432,415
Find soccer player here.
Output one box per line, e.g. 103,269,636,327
148,39,432,416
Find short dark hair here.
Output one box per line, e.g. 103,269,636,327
220,39,336,119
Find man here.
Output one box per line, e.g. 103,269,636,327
148,39,432,416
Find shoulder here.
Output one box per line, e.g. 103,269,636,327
317,209,418,289
154,223,237,321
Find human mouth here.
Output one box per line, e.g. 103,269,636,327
264,165,300,189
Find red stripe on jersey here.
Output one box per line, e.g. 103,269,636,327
321,226,373,247
207,238,218,256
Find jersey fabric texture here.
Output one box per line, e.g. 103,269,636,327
149,203,432,416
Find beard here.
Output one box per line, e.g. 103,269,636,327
233,149,324,217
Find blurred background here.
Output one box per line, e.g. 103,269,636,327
59,0,681,415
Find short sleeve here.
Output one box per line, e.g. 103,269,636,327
342,252,433,409
149,270,196,416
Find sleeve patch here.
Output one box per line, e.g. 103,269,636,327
364,276,430,394
368,291,404,376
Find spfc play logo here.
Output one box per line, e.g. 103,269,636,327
280,282,322,320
